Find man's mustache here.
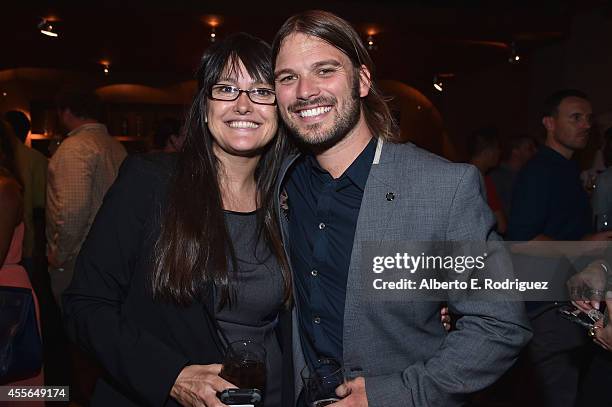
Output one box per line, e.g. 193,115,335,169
288,96,337,113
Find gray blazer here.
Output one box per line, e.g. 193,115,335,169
276,139,532,407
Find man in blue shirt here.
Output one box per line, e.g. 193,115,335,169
285,138,376,370
273,10,531,407
508,89,612,406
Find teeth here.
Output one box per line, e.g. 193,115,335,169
228,121,259,129
298,106,331,118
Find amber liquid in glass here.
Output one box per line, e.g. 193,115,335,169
220,359,266,393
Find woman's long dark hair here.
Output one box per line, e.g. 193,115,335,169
152,33,291,308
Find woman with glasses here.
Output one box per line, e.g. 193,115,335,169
63,33,293,407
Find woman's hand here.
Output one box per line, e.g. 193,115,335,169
441,306,452,331
593,292,612,352
170,364,236,407
567,260,607,312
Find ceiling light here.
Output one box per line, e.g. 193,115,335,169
201,15,222,43
366,35,376,51
100,60,111,75
433,75,443,92
365,27,379,51
433,73,455,92
508,42,520,64
38,19,58,37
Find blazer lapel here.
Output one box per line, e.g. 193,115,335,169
353,139,399,244
343,140,402,363
274,153,307,398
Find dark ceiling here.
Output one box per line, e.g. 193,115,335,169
2,1,599,89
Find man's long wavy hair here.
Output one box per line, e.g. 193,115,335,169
152,33,291,308
271,10,399,141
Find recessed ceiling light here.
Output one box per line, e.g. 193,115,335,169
38,19,58,37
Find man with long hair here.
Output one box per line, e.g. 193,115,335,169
273,10,531,406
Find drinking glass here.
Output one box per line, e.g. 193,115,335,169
301,359,350,407
219,340,267,393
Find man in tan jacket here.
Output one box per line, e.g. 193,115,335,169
47,91,126,303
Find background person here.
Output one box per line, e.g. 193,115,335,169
467,126,507,235
489,134,537,217
46,90,127,303
592,127,612,230
592,292,612,351
151,117,185,153
3,110,47,277
507,89,612,407
0,119,44,399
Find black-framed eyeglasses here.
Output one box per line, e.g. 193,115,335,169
209,84,276,105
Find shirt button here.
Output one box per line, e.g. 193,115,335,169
318,222,326,230
313,316,321,324
311,269,318,277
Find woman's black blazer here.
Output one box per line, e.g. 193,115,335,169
63,154,293,407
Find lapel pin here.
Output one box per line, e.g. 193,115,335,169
386,192,395,201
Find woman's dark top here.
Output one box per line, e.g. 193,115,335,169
62,154,293,407
217,210,284,406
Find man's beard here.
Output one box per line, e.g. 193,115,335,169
283,76,361,151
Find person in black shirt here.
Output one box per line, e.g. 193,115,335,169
508,89,612,407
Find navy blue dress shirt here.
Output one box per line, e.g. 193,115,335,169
507,146,592,241
286,138,376,370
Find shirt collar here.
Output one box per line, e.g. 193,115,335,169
540,145,575,165
306,137,377,191
68,123,107,137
